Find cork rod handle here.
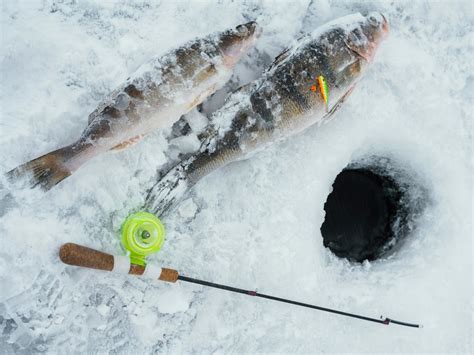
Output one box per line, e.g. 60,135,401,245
60,242,115,271
59,243,179,283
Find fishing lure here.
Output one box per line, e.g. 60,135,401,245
311,75,329,111
317,75,329,111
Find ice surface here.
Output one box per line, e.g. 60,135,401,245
0,0,472,353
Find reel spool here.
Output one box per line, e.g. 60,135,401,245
121,212,165,266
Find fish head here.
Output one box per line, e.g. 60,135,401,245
218,21,262,67
164,22,261,110
344,12,389,63
303,12,389,111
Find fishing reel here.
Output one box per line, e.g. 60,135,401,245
60,212,177,283
120,212,165,266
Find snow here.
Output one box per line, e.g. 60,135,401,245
0,0,472,353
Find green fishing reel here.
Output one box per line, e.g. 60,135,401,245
120,212,165,266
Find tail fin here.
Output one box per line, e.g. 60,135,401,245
6,144,90,191
144,161,192,216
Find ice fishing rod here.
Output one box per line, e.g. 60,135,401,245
59,242,419,328
58,213,420,328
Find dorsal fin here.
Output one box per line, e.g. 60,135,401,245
267,34,309,72
87,86,126,124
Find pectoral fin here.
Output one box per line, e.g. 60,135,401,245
111,135,143,152
187,84,217,110
324,85,356,120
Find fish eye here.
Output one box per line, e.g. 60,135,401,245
368,15,379,27
236,24,249,35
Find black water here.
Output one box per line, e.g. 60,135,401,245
321,166,405,262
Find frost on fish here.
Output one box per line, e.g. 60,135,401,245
144,12,388,216
145,164,190,216
144,87,253,215
6,21,261,191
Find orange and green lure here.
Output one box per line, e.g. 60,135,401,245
317,75,329,111
311,75,329,111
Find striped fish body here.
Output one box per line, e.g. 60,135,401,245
146,13,389,215
7,22,261,190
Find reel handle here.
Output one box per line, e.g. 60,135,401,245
59,243,179,283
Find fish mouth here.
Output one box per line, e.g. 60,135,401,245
380,13,390,37
365,12,389,61
251,22,263,38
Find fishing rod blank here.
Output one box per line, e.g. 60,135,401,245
59,243,421,328
177,275,420,328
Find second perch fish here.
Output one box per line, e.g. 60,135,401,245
7,22,261,190
145,12,389,216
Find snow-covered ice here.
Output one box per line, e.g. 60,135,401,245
0,1,472,353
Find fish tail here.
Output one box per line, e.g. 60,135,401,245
144,127,237,216
7,143,93,191
144,161,192,217
144,149,236,216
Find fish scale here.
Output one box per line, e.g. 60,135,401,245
7,22,261,191
145,12,389,217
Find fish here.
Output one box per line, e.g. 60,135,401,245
144,12,389,216
6,22,261,190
